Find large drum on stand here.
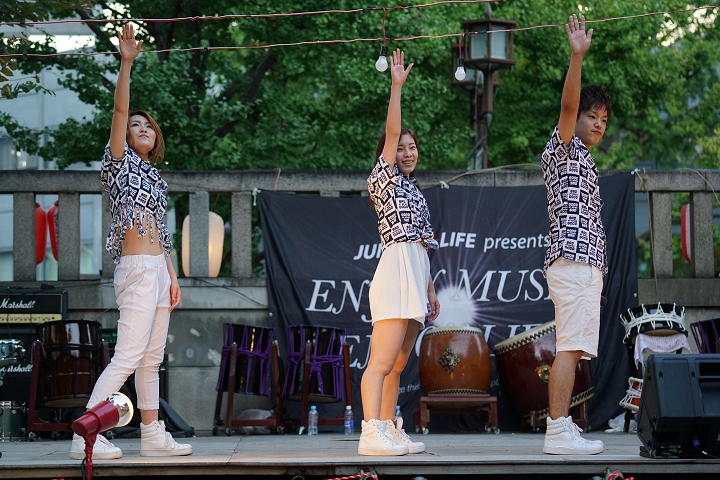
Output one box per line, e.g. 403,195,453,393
36,320,104,408
494,320,594,420
419,325,491,395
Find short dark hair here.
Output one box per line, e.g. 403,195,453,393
127,109,165,164
578,85,612,121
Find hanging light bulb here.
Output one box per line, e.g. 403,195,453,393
375,45,388,72
454,57,466,81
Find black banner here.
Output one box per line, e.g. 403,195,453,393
259,174,636,430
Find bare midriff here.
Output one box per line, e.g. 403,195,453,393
121,217,163,257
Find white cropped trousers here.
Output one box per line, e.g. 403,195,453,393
87,253,171,411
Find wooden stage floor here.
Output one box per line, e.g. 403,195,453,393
0,430,718,479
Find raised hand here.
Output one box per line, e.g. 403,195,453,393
565,14,593,56
117,23,143,62
390,48,414,86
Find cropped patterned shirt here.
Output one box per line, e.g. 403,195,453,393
541,126,607,276
367,155,438,250
100,143,172,264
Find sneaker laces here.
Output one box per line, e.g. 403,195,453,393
568,421,593,445
97,435,116,448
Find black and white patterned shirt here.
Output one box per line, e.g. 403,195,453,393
367,155,438,250
101,143,172,264
541,126,607,276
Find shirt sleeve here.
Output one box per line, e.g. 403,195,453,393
103,142,132,165
542,126,572,167
367,154,399,200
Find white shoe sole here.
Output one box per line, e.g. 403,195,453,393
140,448,193,457
70,450,122,460
543,445,604,455
358,445,409,456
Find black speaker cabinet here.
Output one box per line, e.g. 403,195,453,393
637,354,720,458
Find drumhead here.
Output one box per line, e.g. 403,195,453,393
422,325,484,339
493,320,556,355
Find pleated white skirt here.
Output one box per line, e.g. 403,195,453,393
369,242,430,326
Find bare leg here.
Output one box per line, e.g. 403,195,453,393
140,410,159,424
380,320,421,421
361,318,410,421
548,350,583,419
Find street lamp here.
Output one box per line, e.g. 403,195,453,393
456,5,516,169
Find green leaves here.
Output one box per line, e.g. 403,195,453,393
2,0,719,171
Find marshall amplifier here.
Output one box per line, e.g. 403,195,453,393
0,286,68,403
0,286,68,323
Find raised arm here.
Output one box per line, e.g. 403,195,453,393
381,49,414,167
558,14,593,146
109,24,144,159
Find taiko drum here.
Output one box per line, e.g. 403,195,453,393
36,319,103,408
419,325,491,395
493,320,594,419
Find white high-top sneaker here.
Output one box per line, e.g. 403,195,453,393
543,416,604,455
357,419,409,456
384,418,425,454
140,420,193,457
69,433,122,460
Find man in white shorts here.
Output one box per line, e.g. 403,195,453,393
540,14,612,455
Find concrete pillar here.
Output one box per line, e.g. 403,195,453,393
649,192,672,278
231,192,252,278
690,192,714,278
101,193,114,278
189,191,209,277
58,193,81,281
13,192,36,281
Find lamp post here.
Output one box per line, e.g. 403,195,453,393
454,5,516,170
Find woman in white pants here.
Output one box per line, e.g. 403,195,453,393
69,23,192,460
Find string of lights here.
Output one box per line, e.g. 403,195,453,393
0,4,717,59
1,1,497,26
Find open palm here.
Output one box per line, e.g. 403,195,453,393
390,48,413,86
117,23,143,61
565,14,593,55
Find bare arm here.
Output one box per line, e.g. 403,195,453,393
427,277,440,322
558,15,593,146
165,253,181,312
381,49,414,166
109,24,143,159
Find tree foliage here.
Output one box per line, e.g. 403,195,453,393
2,0,719,170
0,0,93,99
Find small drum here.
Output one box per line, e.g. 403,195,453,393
419,325,491,395
283,325,347,403
494,320,594,420
620,303,687,344
0,339,25,368
0,401,26,441
36,320,103,408
619,377,643,413
691,318,720,354
216,324,276,396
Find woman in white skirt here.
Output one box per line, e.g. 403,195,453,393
359,49,440,456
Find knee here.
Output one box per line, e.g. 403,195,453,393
366,360,394,378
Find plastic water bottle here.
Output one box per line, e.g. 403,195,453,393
394,405,402,426
343,405,354,436
308,405,318,435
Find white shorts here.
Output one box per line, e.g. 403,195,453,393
546,257,603,360
369,242,430,326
